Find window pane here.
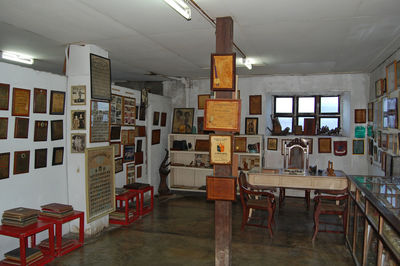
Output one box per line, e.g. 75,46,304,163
277,117,292,132
298,116,314,130
320,117,339,130
298,97,315,113
320,96,339,113
275,97,293,113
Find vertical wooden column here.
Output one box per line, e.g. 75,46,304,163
214,16,233,266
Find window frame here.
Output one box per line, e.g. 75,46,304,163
319,95,340,115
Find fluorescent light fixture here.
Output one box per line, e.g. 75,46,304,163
2,51,34,65
163,0,191,20
242,58,252,70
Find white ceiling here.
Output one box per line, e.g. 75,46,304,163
0,0,399,81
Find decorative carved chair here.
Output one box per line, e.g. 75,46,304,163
312,189,348,242
238,171,276,237
280,138,311,208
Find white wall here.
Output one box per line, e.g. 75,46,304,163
0,62,68,256
164,73,370,176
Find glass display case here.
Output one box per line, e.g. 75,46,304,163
347,175,400,265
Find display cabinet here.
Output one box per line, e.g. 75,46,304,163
168,134,263,191
347,175,400,265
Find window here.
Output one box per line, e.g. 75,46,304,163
273,95,340,133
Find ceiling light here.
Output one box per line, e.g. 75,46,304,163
242,58,252,70
2,51,34,65
163,0,191,20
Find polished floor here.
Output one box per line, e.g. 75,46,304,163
49,192,354,266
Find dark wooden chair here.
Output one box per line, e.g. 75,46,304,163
312,189,348,242
238,172,276,237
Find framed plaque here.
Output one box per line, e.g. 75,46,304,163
71,133,86,153
34,120,48,141
90,100,110,143
90,53,111,101
14,117,29,138
0,152,10,179
386,60,397,94
198,94,210,110
195,139,210,152
126,163,135,184
123,145,135,163
318,138,332,153
34,149,47,169
172,108,194,134
210,53,236,91
353,139,365,155
136,139,142,152
14,150,30,175
160,112,167,127
153,111,160,126
52,147,64,165
249,95,262,115
245,117,258,135
121,130,129,145
71,85,86,105
0,118,8,139
136,126,146,137
110,141,121,157
50,90,65,115
110,94,123,125
115,158,123,173
206,176,236,201
12,88,30,116
204,99,241,132
152,129,161,145
333,141,347,156
128,130,135,145
123,97,136,126
197,117,205,134
110,126,121,140
210,135,232,165
354,109,366,123
135,151,143,165
267,138,278,151
368,102,374,122
137,165,142,179
33,88,47,113
139,104,146,121
71,110,86,130
234,137,247,152
51,120,63,140
136,105,139,120
397,61,400,91
0,83,10,110
85,146,115,222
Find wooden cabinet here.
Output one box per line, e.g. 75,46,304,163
347,175,400,265
168,134,263,192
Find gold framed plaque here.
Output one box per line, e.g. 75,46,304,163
210,135,232,165
12,88,30,117
211,53,236,91
14,150,30,175
386,60,397,94
0,118,8,139
33,88,47,113
90,100,110,143
90,53,111,101
0,152,10,179
249,95,262,115
204,99,241,132
126,163,135,184
0,83,10,110
198,94,210,110
34,120,48,141
71,85,86,105
14,117,29,138
51,120,63,140
52,147,64,165
50,90,65,115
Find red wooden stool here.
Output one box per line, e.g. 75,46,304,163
109,191,140,225
128,186,154,216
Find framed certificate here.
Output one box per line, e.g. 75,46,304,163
90,100,110,143
50,90,65,115
198,94,210,109
249,95,262,115
386,60,397,94
33,88,47,113
0,83,10,110
52,147,64,165
210,135,232,165
123,97,136,126
12,88,30,116
204,99,241,132
90,54,111,101
211,53,236,91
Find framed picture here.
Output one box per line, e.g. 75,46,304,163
136,139,143,152
121,129,129,145
110,142,121,157
123,145,135,163
172,108,194,133
249,95,262,115
0,118,8,139
198,94,210,110
197,117,204,134
234,137,247,152
354,109,366,123
334,141,347,156
204,99,241,132
71,110,86,130
354,126,365,138
115,158,123,173
239,156,260,171
85,146,115,222
90,53,111,101
0,152,10,179
209,135,232,165
90,100,110,143
123,97,136,126
14,117,29,138
34,149,47,169
52,147,64,165
0,83,10,110
12,88,30,116
126,163,135,184
318,138,332,153
128,130,135,145
49,90,65,115
160,112,167,127
135,151,143,165
267,138,278,151
137,165,142,179
153,112,160,126
135,105,139,120
110,126,121,141
14,150,30,175
386,60,397,93
34,120,48,141
245,117,258,135
33,88,47,113
139,104,146,121
353,139,365,155
368,102,374,122
71,85,86,105
397,61,400,91
210,53,236,91
110,94,123,125
51,120,63,140
71,133,86,153
152,129,161,145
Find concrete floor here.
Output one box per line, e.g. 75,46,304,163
49,192,354,266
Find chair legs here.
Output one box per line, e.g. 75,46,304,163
241,207,249,231
312,207,320,242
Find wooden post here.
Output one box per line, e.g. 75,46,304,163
214,16,234,266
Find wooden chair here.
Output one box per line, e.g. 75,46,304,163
312,189,348,242
238,172,276,237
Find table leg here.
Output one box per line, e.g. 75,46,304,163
79,213,84,244
56,223,62,256
48,225,55,257
19,237,26,265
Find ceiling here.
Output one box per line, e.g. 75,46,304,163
0,0,400,82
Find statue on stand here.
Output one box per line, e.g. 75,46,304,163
327,161,336,176
158,149,172,196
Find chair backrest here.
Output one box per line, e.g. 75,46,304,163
238,172,249,202
283,138,309,172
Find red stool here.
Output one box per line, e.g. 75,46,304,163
109,191,140,225
128,186,154,216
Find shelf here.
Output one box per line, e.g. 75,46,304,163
170,150,209,154
171,166,212,171
234,152,260,156
171,186,206,192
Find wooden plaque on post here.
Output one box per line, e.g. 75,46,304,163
204,99,241,132
211,53,236,91
206,176,236,201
